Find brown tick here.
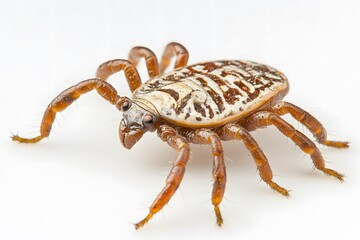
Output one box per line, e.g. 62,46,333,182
13,42,349,229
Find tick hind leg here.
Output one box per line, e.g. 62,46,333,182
183,129,227,226
159,42,189,73
245,112,344,182
128,46,160,78
135,125,190,229
269,101,349,148
216,124,289,196
12,79,121,143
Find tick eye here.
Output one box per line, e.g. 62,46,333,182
143,114,154,127
121,99,131,112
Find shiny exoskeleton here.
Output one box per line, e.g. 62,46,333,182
13,42,349,229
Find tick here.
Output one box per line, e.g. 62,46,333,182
13,42,349,229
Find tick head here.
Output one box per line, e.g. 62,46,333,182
117,97,157,149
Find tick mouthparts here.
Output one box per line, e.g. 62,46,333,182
119,129,144,150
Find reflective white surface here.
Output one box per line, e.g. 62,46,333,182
0,0,359,239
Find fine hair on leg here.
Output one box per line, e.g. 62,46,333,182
269,101,349,148
12,79,122,143
216,123,289,196
244,111,344,182
134,125,190,229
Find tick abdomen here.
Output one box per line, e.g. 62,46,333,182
133,60,289,128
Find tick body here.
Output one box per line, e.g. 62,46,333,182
13,42,349,229
133,60,289,128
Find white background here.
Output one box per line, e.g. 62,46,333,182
0,0,359,239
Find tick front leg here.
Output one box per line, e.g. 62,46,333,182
159,42,189,73
135,125,190,229
184,129,226,226
245,112,344,182
12,79,122,143
269,101,349,148
96,59,142,92
128,46,159,78
216,124,289,196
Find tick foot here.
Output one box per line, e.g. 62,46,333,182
323,140,349,149
322,168,345,182
268,181,290,197
214,205,223,227
134,213,153,230
12,134,43,143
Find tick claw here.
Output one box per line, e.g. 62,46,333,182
134,223,143,230
134,213,153,230
12,134,21,142
134,220,146,230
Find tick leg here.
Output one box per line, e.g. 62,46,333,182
96,59,141,92
216,124,289,196
159,42,189,73
269,101,349,148
245,112,344,182
128,46,159,78
12,79,122,143
134,125,190,229
185,129,226,226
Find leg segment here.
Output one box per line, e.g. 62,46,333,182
244,112,344,181
269,101,349,148
12,79,122,143
184,129,226,226
135,125,190,229
159,42,189,73
96,59,141,92
216,124,289,196
128,46,159,78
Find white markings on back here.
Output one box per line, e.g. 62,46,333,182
133,60,288,127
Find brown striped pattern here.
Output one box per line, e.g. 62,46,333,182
133,60,287,126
